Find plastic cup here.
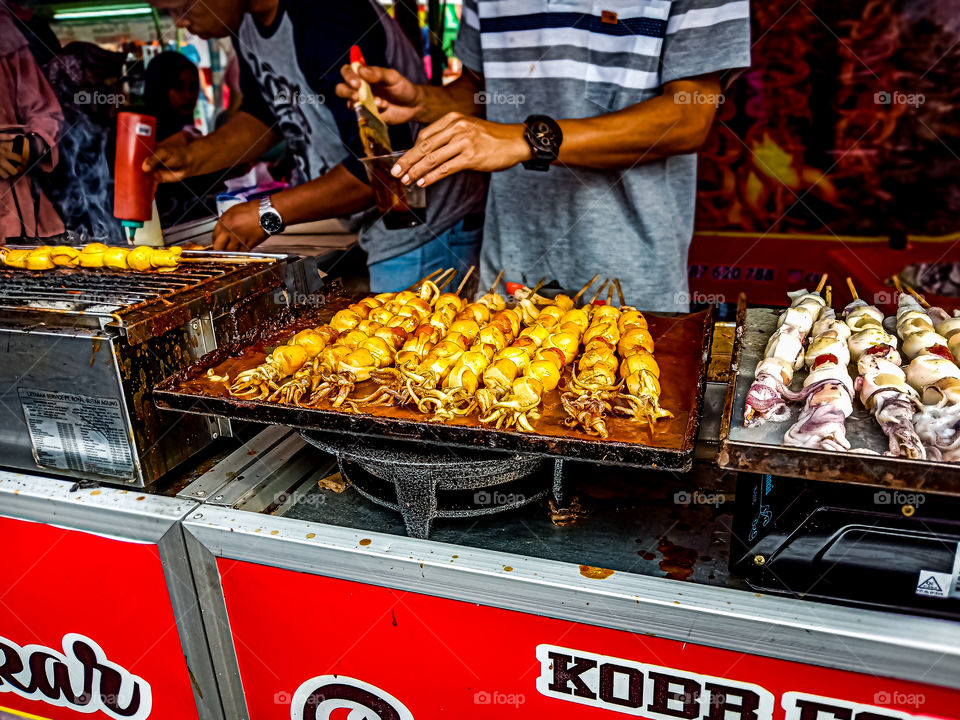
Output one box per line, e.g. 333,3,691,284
360,150,427,230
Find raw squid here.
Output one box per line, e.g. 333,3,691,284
744,288,827,427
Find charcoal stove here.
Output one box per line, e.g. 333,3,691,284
300,430,582,538
0,249,317,487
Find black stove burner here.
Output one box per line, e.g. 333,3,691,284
731,473,960,619
300,430,572,538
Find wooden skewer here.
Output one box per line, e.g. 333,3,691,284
892,275,904,294
606,281,614,305
431,267,456,291
488,269,505,295
905,283,931,308
588,278,610,305
404,268,443,291
816,273,828,293
529,276,547,296
436,271,458,293
572,274,600,302
845,276,858,301
455,265,476,295
825,285,832,308
614,278,626,307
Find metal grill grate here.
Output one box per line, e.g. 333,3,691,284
0,261,255,317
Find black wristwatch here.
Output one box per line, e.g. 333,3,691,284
522,115,563,171
258,196,285,235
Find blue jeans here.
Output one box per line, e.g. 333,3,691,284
368,216,483,293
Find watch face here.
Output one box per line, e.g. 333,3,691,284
260,210,283,234
531,121,555,150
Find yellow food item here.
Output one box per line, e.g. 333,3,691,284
103,247,130,270
150,249,181,269
126,246,154,271
289,330,328,358
51,246,80,266
270,345,308,377
527,360,561,391
3,249,31,268
621,352,660,379
26,247,55,270
77,243,108,268
331,309,362,332
618,327,655,356
543,332,580,365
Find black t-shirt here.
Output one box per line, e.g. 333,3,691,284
234,0,411,183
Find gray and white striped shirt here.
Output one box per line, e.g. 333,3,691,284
456,0,750,311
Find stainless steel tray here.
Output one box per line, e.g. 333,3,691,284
718,300,960,496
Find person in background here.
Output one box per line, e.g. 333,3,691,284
0,4,64,243
144,50,217,225
339,0,751,310
3,1,60,68
145,50,201,143
216,47,243,128
42,41,127,244
143,0,486,292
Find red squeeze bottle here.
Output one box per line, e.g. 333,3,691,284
113,111,157,242
350,45,365,66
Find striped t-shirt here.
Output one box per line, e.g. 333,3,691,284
456,0,751,311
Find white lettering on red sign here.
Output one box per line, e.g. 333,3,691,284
0,632,152,720
291,674,414,720
536,644,775,718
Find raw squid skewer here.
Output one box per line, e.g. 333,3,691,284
840,279,925,459
892,278,960,461
783,283,857,451
744,274,829,427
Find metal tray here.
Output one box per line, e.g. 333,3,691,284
154,295,713,472
718,297,960,496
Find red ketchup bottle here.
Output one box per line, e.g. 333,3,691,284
113,111,157,242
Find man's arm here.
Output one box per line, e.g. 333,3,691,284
211,163,372,251
335,66,484,126
142,111,279,182
392,75,723,188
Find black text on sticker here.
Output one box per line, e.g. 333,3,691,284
536,644,774,719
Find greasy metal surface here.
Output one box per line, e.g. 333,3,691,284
270,461,736,585
155,295,712,471
0,250,290,346
719,304,960,495
0,253,306,486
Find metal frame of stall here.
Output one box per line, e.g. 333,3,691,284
172,429,960,719
0,471,224,720
4,431,960,719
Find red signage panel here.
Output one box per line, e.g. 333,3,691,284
218,558,960,720
0,516,199,720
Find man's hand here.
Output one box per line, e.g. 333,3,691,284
336,64,422,126
212,201,267,251
0,138,28,180
391,113,533,188
142,139,197,183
